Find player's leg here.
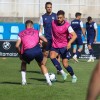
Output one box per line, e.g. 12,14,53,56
73,44,79,62
73,36,83,62
57,55,61,74
42,39,52,65
21,61,27,85
35,46,52,86
42,50,49,65
50,48,67,80
21,45,39,85
87,38,94,62
62,58,77,83
60,48,77,83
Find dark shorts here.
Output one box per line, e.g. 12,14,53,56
87,37,94,45
43,39,52,51
22,45,43,64
51,47,71,59
73,35,83,45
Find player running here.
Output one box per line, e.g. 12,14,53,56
15,20,52,86
86,16,98,62
50,10,77,83
71,12,85,62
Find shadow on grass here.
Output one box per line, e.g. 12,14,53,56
0,82,21,85
27,70,41,74
29,78,71,83
29,78,46,82
0,82,31,85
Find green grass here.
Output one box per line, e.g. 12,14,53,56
0,57,98,100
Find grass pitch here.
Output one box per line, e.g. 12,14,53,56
0,57,98,100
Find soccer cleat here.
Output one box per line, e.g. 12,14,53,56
91,58,94,62
47,81,52,86
62,73,67,81
73,56,79,62
72,76,77,83
87,58,94,62
22,82,27,85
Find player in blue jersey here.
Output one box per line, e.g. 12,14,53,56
39,2,63,74
86,16,98,62
71,12,85,62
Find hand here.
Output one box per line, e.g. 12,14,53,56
67,43,71,50
42,41,48,49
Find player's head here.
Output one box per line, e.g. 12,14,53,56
57,10,65,24
25,20,33,29
45,2,52,14
75,12,82,20
87,16,92,23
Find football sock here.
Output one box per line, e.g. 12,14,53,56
65,65,74,76
76,51,81,57
44,73,51,83
51,58,62,71
21,71,26,83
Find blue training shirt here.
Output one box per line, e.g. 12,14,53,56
71,19,83,35
86,22,97,38
41,12,57,40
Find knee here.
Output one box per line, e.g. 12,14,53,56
43,51,49,58
50,53,55,59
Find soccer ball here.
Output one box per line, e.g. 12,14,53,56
49,73,56,82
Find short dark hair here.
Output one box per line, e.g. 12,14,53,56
25,20,33,28
45,2,52,8
75,12,82,18
87,16,92,22
57,10,65,16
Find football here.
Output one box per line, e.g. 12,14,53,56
49,73,56,82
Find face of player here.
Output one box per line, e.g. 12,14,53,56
26,23,33,29
57,15,65,24
45,4,52,14
78,15,81,20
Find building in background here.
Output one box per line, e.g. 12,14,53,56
0,0,100,23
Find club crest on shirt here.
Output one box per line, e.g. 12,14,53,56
90,25,92,27
52,17,55,20
45,18,47,20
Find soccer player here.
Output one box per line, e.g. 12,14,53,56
50,10,77,83
71,12,85,62
86,60,100,100
15,20,52,86
39,2,63,74
86,16,98,62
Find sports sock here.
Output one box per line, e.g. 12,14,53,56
21,71,26,83
65,65,74,76
60,70,66,76
76,51,81,57
44,73,51,83
51,58,62,71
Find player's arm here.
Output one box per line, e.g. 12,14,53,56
39,32,47,42
86,60,100,100
80,21,86,37
15,37,21,55
39,16,43,36
67,26,77,49
94,23,98,42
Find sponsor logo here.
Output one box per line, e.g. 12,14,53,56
2,42,11,50
84,44,89,54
